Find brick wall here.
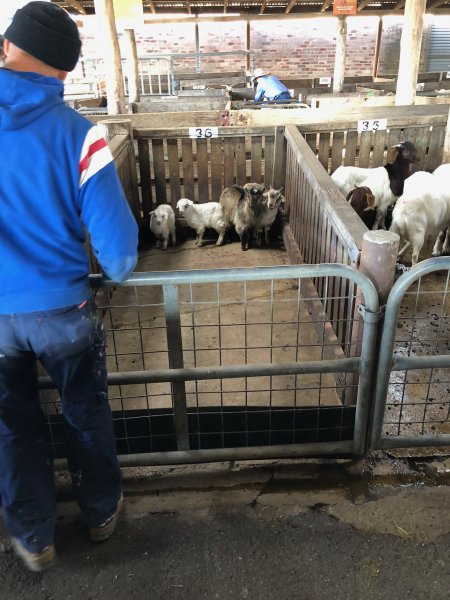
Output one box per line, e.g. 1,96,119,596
78,14,435,79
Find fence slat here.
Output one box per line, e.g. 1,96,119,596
167,138,181,207
181,138,195,200
210,137,223,202
152,139,167,205
196,139,209,203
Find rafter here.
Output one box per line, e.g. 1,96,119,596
65,0,86,14
357,0,373,11
143,0,156,14
321,0,333,12
429,0,447,9
260,0,267,15
394,1,406,8
285,0,298,14
224,0,228,12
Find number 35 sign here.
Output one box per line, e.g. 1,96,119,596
357,119,387,133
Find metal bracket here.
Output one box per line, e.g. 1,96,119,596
357,303,384,323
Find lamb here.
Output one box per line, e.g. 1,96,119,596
149,204,176,250
331,141,419,230
176,198,226,246
219,183,266,251
389,171,450,266
345,186,376,229
254,187,285,246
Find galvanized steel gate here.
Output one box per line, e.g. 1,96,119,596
39,264,380,466
371,257,450,451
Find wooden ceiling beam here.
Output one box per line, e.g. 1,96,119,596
285,0,298,14
357,0,373,11
429,0,447,9
320,0,332,11
394,1,406,8
260,0,267,14
224,0,228,12
65,0,86,14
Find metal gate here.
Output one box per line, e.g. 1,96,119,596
38,264,379,467
371,257,450,450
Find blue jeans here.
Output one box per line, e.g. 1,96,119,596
0,299,121,552
273,91,291,101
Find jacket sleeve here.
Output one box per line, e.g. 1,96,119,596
254,83,264,102
78,126,139,282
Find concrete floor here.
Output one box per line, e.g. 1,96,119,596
0,455,449,599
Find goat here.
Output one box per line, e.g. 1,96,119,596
149,204,176,250
345,186,376,229
389,171,450,266
219,183,266,251
176,198,226,247
254,187,285,246
331,141,420,230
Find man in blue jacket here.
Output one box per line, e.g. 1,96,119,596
252,68,292,102
0,2,139,571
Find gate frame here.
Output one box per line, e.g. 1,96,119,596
43,263,380,468
370,256,450,450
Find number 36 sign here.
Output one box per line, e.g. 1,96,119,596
357,119,387,133
189,127,219,139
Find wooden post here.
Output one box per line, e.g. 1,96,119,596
395,0,426,106
333,16,347,94
372,16,382,80
442,106,450,163
123,29,140,107
346,230,399,406
93,0,126,115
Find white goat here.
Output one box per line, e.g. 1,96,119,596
176,198,226,246
149,204,176,250
255,187,285,246
389,171,450,265
331,141,419,230
431,163,450,256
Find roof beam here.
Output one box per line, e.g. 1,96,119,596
320,0,333,11
224,0,228,12
429,0,448,8
394,1,406,8
65,0,86,14
285,0,298,14
260,0,267,15
143,0,156,14
357,0,373,11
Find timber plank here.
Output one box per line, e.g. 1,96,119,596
196,139,209,203
181,138,195,200
167,138,181,206
210,138,223,203
152,139,167,205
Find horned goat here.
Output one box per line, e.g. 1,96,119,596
255,187,285,246
345,186,376,230
219,183,266,251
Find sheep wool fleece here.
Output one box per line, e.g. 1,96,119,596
0,68,138,314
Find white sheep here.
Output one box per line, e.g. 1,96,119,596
176,198,226,247
149,204,176,250
389,171,450,266
255,187,285,246
331,141,419,230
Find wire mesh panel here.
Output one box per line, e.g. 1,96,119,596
371,257,450,450
39,265,379,464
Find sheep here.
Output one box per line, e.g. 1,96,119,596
331,141,420,230
430,163,450,256
389,170,450,266
176,198,226,247
345,186,376,230
149,204,176,250
219,183,266,251
254,187,285,246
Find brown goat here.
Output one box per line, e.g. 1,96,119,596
346,186,376,229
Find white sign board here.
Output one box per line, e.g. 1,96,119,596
357,119,387,133
319,77,332,85
189,127,219,139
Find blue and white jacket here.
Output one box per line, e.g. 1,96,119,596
0,69,139,314
254,75,290,102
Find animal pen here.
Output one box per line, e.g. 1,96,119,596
40,106,450,467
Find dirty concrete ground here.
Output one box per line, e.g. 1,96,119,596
1,455,449,600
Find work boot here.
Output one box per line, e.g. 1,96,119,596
11,538,56,572
89,494,124,542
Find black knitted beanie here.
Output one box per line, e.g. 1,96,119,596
4,1,81,71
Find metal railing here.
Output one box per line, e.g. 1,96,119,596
39,264,379,466
371,257,450,450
